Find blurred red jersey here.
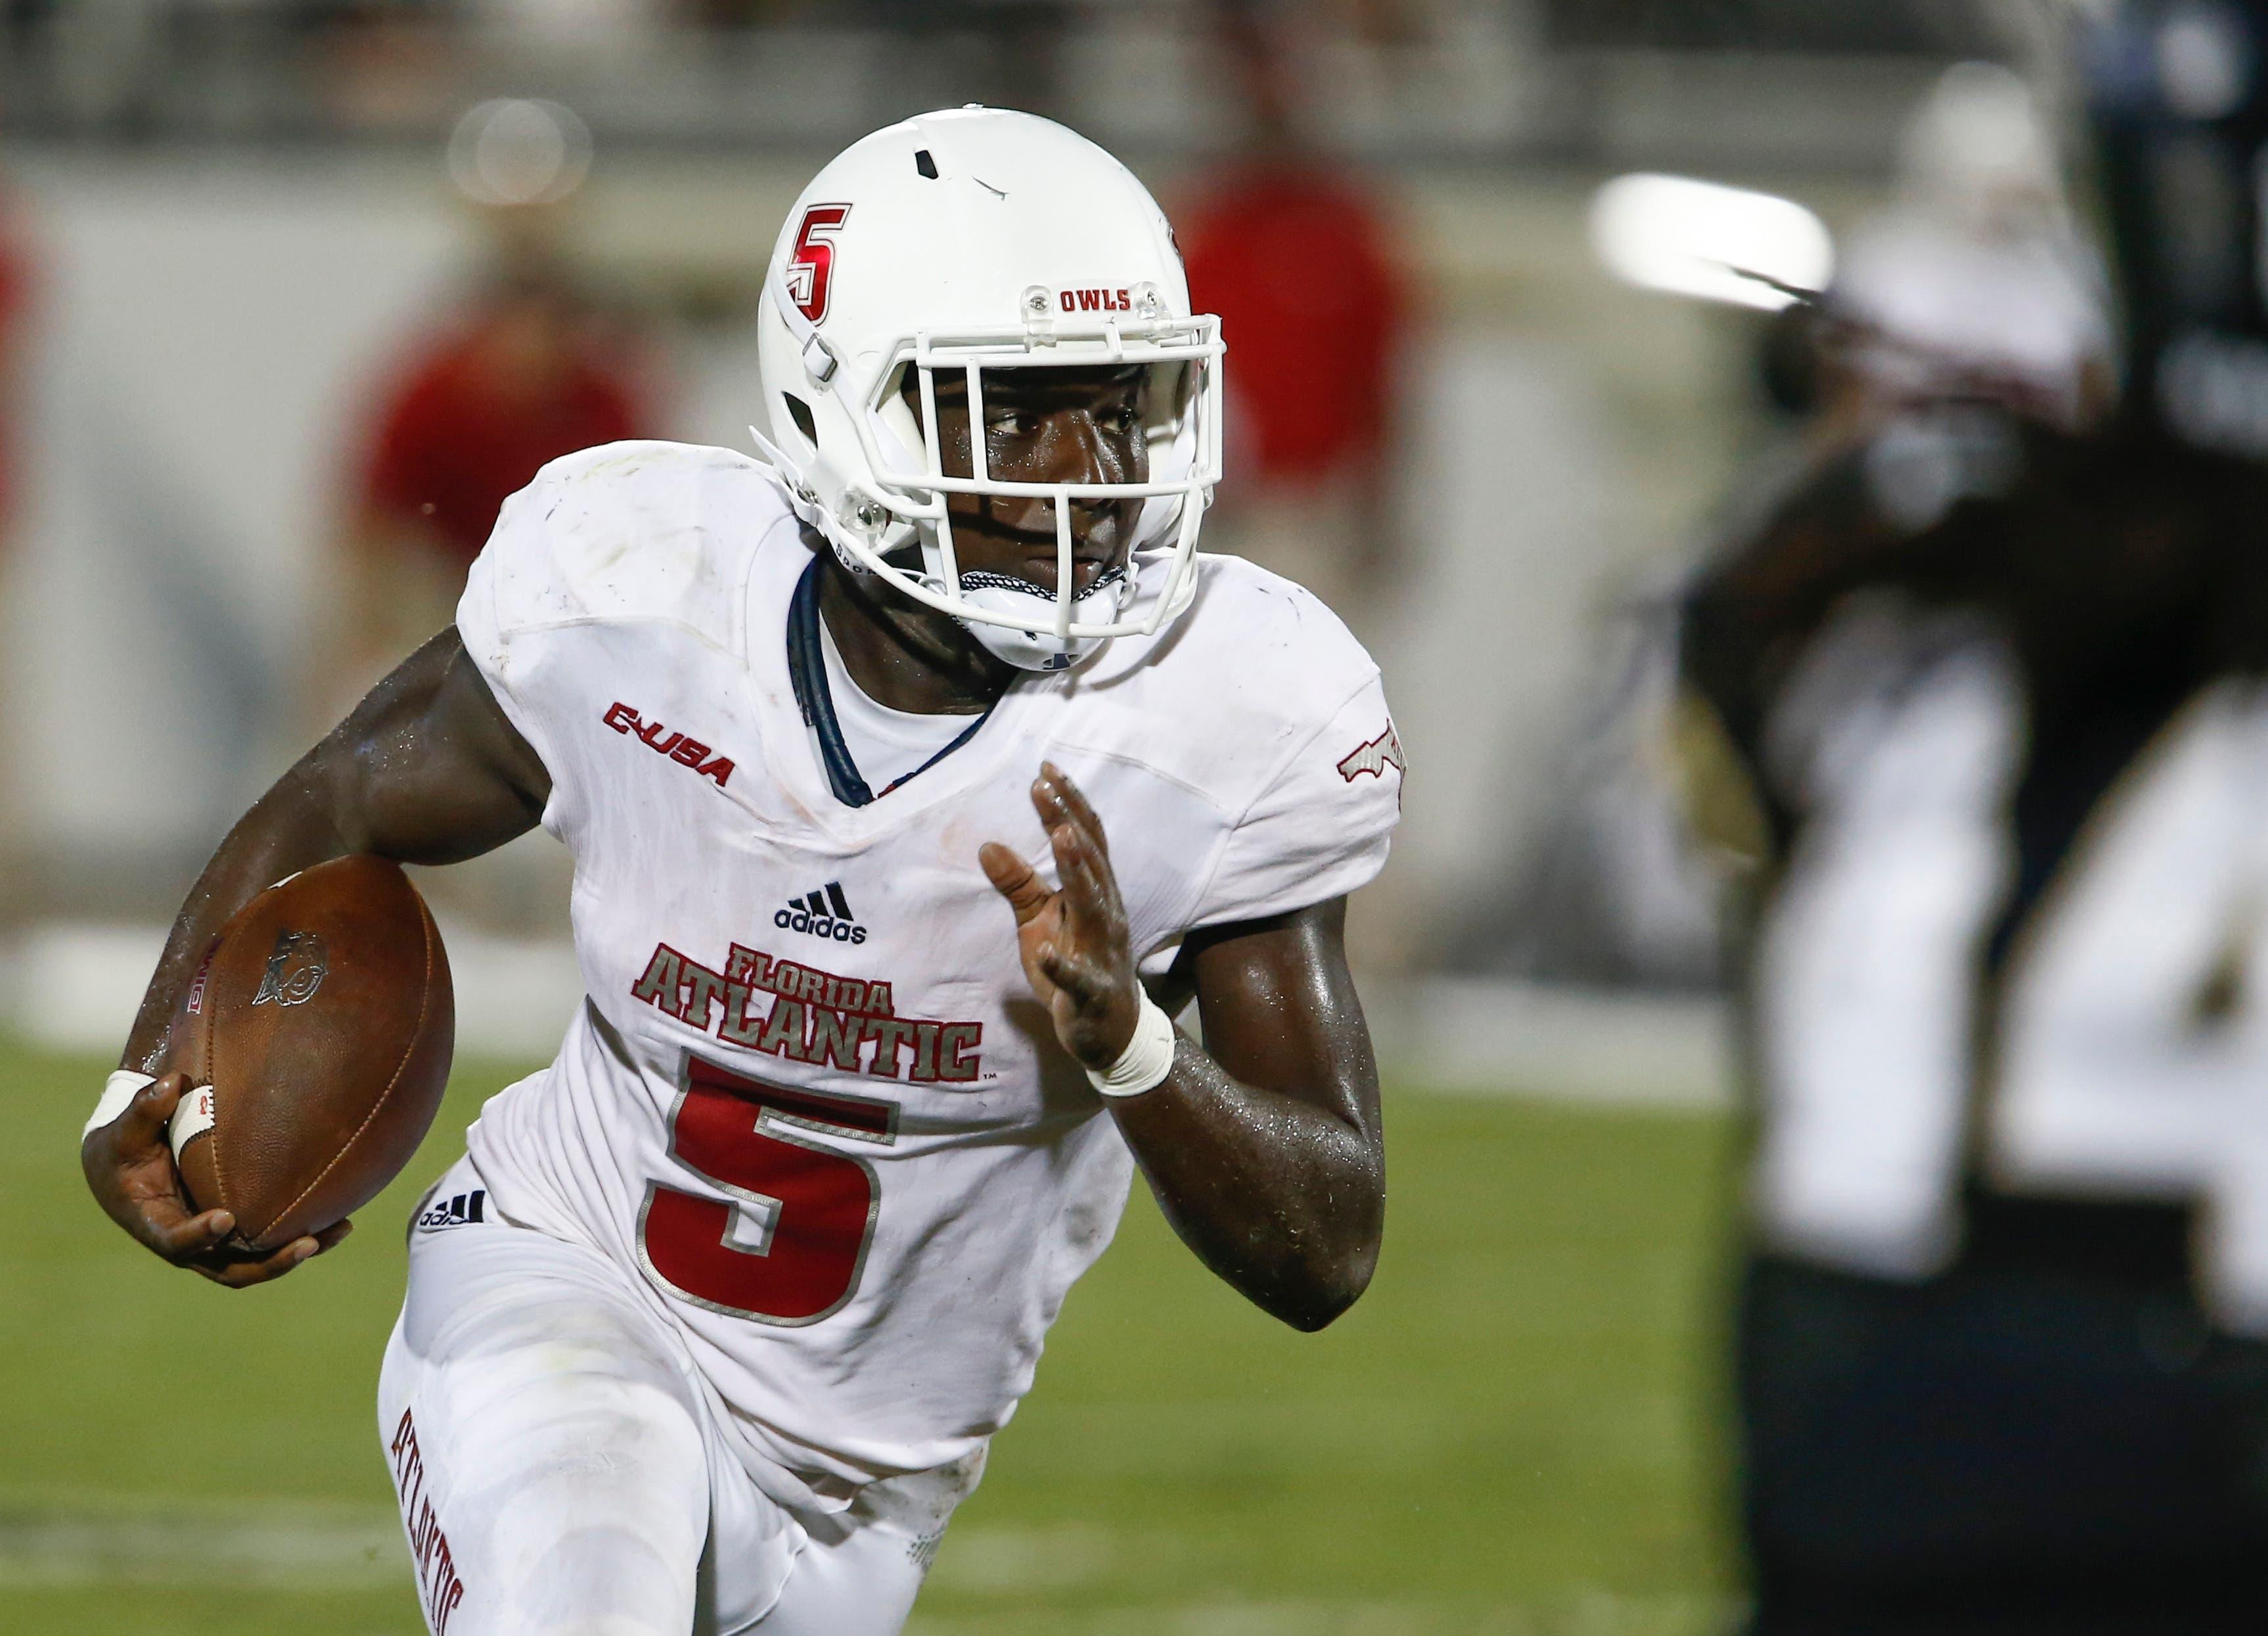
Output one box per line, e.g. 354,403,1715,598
359,311,646,567
0,186,35,534
1180,161,1407,486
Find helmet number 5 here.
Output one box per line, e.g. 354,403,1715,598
637,1055,897,1325
785,204,851,325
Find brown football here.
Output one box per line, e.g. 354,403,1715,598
168,854,454,1254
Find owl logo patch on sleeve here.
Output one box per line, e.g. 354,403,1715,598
1336,725,1405,783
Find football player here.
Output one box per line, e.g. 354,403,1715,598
80,109,1401,1635
1683,8,2268,1628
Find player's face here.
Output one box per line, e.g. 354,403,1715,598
903,365,1150,597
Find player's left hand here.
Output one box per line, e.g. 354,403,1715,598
980,763,1141,1072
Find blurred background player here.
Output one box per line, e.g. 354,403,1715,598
1179,0,1414,635
1680,5,2268,1627
0,168,35,907
1816,60,2113,440
330,99,652,719
0,166,33,560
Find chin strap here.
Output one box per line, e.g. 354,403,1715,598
751,426,877,584
748,427,826,526
951,568,1129,673
752,420,1154,672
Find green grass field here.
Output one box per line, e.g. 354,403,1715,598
0,1041,1740,1633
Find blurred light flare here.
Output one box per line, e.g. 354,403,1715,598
2157,1,2252,120
1589,173,1835,311
447,99,593,208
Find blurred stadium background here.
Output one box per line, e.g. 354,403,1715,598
0,1,2135,1631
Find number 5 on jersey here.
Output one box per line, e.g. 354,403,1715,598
638,1057,897,1326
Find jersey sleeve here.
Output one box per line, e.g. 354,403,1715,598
1187,672,1403,928
455,458,577,786
455,441,778,827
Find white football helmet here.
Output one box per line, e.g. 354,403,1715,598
752,106,1225,672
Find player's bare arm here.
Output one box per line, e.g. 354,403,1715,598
83,626,547,1286
982,766,1382,1332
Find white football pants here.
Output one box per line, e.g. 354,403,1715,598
377,1160,976,1636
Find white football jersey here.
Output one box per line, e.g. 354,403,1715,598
452,441,1401,1505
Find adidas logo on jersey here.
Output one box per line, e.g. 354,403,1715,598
415,1189,485,1232
777,881,867,945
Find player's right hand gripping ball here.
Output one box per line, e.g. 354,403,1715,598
168,855,455,1254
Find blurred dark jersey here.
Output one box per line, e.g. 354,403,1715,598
1180,161,1406,486
1684,415,2268,1627
1687,419,2268,911
358,315,645,568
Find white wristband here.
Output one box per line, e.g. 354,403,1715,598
84,1070,154,1139
1087,989,1179,1099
